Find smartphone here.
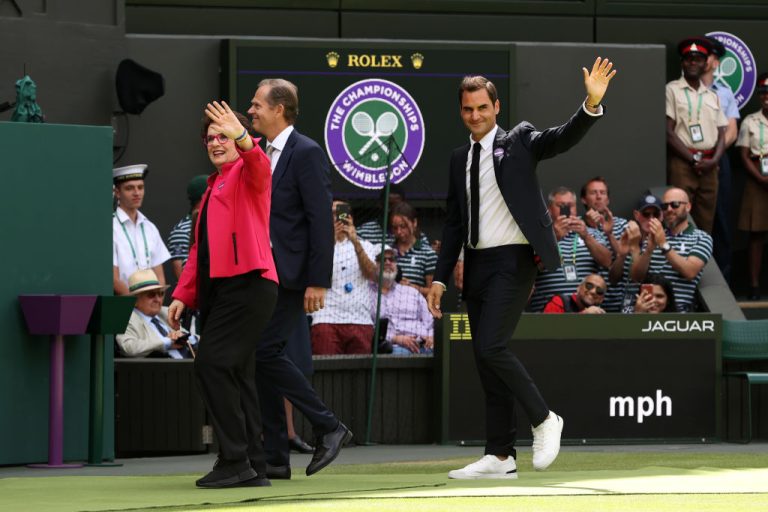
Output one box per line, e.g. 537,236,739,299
640,284,654,296
559,205,570,218
335,203,352,224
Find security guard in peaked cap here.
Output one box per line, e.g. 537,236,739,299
677,37,714,58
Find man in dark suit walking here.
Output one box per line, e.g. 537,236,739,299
426,58,616,479
248,78,352,479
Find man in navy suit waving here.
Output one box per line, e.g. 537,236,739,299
249,78,351,479
427,58,616,479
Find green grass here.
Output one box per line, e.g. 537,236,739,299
321,450,768,474
161,495,768,512
2,451,768,512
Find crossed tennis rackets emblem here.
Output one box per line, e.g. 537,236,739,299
350,111,399,155
714,55,738,89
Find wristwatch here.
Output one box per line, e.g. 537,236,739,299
660,242,672,255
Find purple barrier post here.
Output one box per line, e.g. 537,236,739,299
18,294,97,469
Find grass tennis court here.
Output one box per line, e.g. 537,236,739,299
2,449,768,511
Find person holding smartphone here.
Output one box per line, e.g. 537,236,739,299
310,200,380,355
526,186,612,312
632,273,677,313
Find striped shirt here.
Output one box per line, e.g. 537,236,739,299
167,214,193,266
358,220,431,248
645,224,712,312
528,228,609,312
597,216,629,312
386,235,437,287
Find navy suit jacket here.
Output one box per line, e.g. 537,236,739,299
434,105,602,283
270,128,334,290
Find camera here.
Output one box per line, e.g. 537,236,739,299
335,203,352,224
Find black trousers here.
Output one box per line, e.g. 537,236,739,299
463,245,550,459
195,270,277,473
254,285,338,467
712,152,733,283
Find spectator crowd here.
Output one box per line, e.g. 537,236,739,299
111,35,768,362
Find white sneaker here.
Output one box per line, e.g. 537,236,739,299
448,454,518,479
531,411,563,471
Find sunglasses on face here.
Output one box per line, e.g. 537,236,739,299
641,209,661,218
142,290,165,298
584,282,606,295
382,255,396,262
203,134,231,146
661,201,688,210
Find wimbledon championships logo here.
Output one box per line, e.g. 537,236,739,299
324,79,425,189
706,31,757,109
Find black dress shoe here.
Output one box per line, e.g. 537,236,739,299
265,463,291,480
196,459,259,488
289,435,315,454
306,422,353,476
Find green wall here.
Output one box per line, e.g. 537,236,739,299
0,121,114,465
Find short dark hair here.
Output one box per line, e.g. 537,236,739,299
580,176,610,199
642,273,677,313
458,76,498,105
200,110,251,140
547,186,575,205
258,78,299,123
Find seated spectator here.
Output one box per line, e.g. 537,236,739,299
388,201,437,297
116,269,197,358
543,273,607,314
608,193,664,312
370,246,434,355
629,187,713,312
528,187,611,312
356,183,407,244
580,176,629,311
311,200,378,355
631,273,677,313
167,174,208,280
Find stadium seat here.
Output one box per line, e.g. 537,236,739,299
722,319,768,442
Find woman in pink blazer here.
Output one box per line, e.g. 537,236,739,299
169,101,277,489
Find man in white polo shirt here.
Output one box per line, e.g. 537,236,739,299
112,164,170,295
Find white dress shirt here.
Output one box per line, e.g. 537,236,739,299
112,207,171,286
265,125,295,173
466,125,529,249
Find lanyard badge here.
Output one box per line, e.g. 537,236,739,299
683,89,704,143
689,124,704,143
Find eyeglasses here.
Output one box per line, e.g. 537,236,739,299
202,134,231,146
382,256,396,262
640,209,661,218
584,282,606,295
661,201,688,210
142,290,165,298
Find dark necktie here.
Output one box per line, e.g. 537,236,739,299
151,317,168,337
470,142,481,247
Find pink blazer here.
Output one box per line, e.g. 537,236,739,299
173,138,278,309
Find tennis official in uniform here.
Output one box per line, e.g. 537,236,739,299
427,57,616,479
